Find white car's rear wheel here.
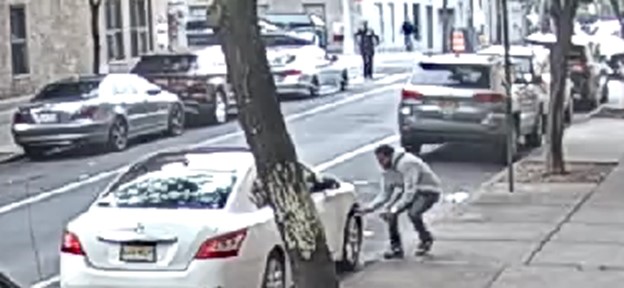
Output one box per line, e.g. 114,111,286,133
339,212,362,272
261,251,285,288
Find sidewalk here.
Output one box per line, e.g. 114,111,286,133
344,116,624,288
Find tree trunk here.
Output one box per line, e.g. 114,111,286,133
0,273,20,288
546,0,578,174
210,0,339,287
89,0,101,74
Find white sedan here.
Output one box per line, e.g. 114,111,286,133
60,147,363,288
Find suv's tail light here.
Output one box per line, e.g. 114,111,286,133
401,89,423,100
195,229,247,259
72,106,99,120
13,111,28,124
571,63,587,73
61,231,85,255
283,69,302,76
474,93,504,103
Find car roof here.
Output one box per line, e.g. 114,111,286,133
477,45,535,57
133,147,255,174
420,53,500,66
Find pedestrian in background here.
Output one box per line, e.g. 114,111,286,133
359,144,442,259
401,20,415,51
355,21,380,79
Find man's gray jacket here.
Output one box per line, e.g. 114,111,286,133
363,151,442,213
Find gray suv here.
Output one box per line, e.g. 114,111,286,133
399,54,544,163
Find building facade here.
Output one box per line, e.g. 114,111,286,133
0,0,167,99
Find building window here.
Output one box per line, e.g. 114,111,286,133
10,5,29,75
130,0,150,57
106,0,125,61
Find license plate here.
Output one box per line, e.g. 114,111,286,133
119,243,156,263
438,101,458,113
37,113,58,123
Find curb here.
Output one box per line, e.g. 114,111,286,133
0,153,24,164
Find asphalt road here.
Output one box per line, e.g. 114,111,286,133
0,65,506,288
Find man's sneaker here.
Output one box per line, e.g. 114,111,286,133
383,249,405,259
415,240,433,256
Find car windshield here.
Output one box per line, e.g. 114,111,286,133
98,166,238,209
131,55,197,74
34,81,100,101
411,63,491,89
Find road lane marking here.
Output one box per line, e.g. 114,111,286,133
30,133,402,288
1,77,407,219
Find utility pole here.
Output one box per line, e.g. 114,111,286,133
501,0,515,192
442,0,450,52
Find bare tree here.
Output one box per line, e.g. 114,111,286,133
546,0,580,173
208,0,339,287
89,0,102,74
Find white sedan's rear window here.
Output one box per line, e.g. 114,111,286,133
99,168,237,209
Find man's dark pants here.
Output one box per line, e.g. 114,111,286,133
388,191,440,251
362,53,374,79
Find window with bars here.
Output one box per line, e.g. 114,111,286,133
130,0,149,57
10,5,29,75
106,0,125,61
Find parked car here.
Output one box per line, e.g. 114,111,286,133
130,49,236,126
263,32,350,97
399,54,544,163
11,74,184,159
59,147,363,288
477,45,574,125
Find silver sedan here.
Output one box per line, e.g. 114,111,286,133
11,74,185,159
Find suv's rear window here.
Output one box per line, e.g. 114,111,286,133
99,165,238,209
568,46,587,62
34,81,100,101
411,63,491,89
131,55,197,74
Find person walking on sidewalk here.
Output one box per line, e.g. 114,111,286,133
355,21,380,79
401,21,415,51
359,144,442,259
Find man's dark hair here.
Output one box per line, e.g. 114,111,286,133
374,144,394,157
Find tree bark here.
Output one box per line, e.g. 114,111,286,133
546,0,578,174
89,0,102,74
210,0,339,287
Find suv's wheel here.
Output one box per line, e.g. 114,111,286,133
338,211,362,272
526,110,543,148
310,77,320,97
403,142,422,155
498,123,518,164
107,117,128,152
166,104,185,136
211,90,228,125
261,250,286,288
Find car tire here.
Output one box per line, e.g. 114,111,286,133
166,104,185,136
211,90,229,125
310,77,320,97
107,117,128,152
601,82,609,104
338,211,362,272
526,111,543,148
23,146,47,160
340,70,348,91
497,122,518,165
261,250,286,288
564,100,573,125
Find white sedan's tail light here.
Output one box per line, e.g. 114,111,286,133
61,231,85,256
194,229,247,259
